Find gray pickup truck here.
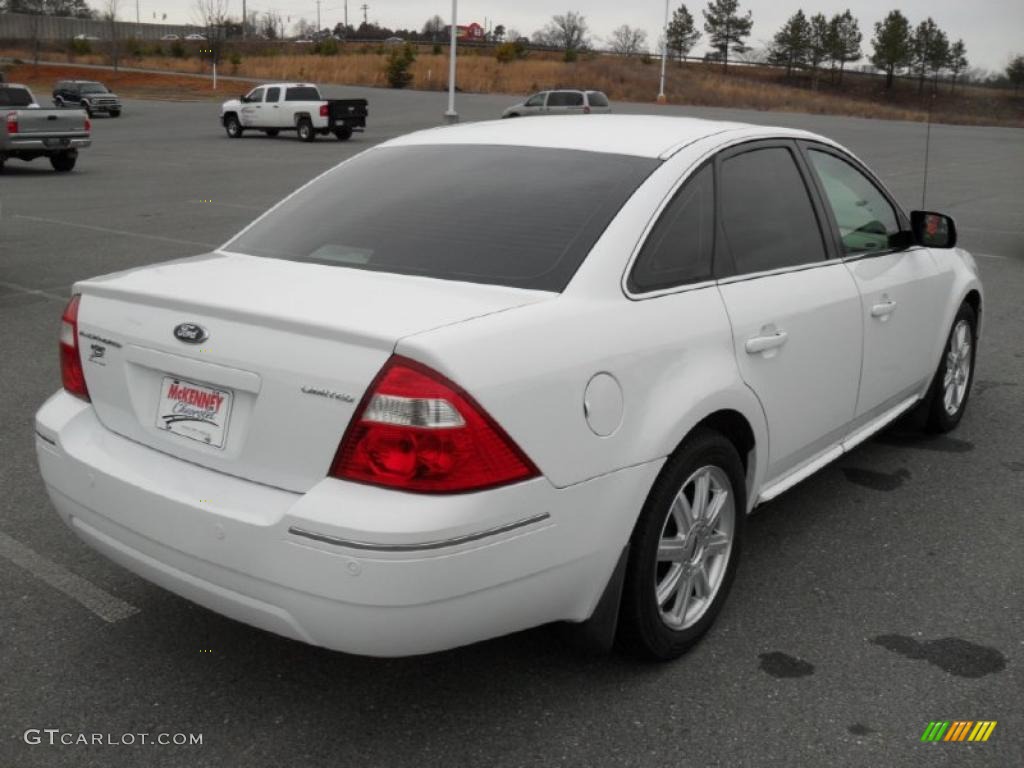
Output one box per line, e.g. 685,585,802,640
0,84,91,173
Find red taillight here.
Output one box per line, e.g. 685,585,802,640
330,356,539,493
6,111,17,134
583,105,591,114
319,103,329,118
60,294,90,401
84,116,91,132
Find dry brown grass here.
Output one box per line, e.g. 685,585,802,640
3,47,1021,127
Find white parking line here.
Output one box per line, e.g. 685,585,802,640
0,531,139,623
13,215,218,249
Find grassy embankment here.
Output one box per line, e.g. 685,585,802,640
2,45,1021,127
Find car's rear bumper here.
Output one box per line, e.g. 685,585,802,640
35,391,660,656
4,137,90,152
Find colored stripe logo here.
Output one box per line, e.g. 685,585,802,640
921,721,997,742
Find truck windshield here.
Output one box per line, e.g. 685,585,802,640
285,87,320,101
0,87,34,107
225,144,659,292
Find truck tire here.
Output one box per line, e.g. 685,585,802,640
109,110,121,118
264,129,279,137
297,118,316,142
224,115,243,138
334,126,353,141
50,151,77,173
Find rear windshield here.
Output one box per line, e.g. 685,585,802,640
226,145,658,291
587,91,610,107
286,86,320,101
0,87,33,107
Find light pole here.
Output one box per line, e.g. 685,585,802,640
444,0,459,123
657,0,669,103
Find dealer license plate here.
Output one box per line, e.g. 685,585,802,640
156,376,233,449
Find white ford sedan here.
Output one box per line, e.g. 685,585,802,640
36,116,982,660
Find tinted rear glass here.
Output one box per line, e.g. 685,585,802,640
286,87,320,101
548,91,584,107
227,145,658,291
0,87,33,107
587,92,609,107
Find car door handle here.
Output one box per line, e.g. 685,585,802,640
871,300,897,318
745,330,789,354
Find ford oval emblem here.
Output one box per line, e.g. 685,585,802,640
173,323,208,344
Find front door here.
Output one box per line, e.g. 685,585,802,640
240,87,265,127
801,144,948,418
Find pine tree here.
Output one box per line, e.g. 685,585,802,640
947,39,967,93
666,5,700,62
870,9,911,90
770,10,810,78
702,0,753,71
828,10,861,84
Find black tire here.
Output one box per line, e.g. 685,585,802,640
297,118,315,142
923,302,977,433
50,151,77,172
264,128,279,137
54,97,64,108
224,115,243,138
618,428,746,661
109,110,121,118
334,126,353,141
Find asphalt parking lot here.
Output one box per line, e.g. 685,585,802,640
1,85,1022,767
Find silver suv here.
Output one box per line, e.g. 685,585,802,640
502,90,611,118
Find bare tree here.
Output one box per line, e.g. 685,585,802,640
102,0,121,71
533,11,590,55
608,24,648,57
194,0,230,66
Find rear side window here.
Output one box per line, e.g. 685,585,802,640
629,164,714,292
266,87,281,103
587,91,609,107
720,147,827,274
0,87,33,107
227,145,659,292
548,91,584,107
286,87,320,101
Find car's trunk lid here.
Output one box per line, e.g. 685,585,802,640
74,252,551,492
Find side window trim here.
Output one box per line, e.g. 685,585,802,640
712,138,839,282
795,140,910,262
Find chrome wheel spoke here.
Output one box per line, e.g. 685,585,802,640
669,491,694,535
704,531,730,558
693,563,712,599
691,471,710,521
656,565,683,607
658,537,688,564
669,573,694,624
705,489,727,529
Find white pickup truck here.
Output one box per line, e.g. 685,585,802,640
220,83,368,142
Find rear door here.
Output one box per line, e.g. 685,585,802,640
260,86,282,127
800,143,949,418
715,141,863,484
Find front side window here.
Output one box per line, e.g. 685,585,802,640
807,149,901,255
525,93,546,107
226,145,659,292
246,88,265,103
265,87,281,103
629,164,714,292
720,146,827,275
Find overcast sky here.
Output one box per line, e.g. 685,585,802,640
138,0,1023,73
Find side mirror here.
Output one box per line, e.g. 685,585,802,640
910,210,957,249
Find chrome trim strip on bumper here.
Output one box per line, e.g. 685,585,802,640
288,512,552,552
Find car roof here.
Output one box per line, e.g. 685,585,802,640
251,83,317,88
381,115,829,160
